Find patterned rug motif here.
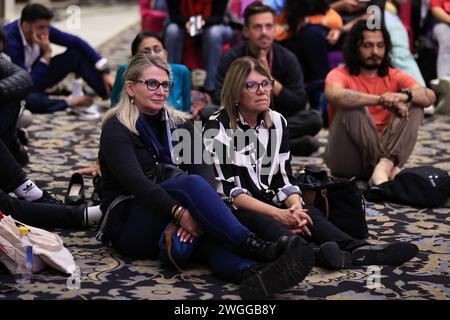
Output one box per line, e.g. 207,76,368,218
0,24,448,300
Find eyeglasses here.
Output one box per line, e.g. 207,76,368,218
244,79,274,93
140,46,164,55
132,79,173,92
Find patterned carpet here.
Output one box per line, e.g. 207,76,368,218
0,24,449,300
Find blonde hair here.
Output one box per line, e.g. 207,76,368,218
220,56,273,129
103,53,191,134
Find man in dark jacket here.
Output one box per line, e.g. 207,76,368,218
212,2,322,156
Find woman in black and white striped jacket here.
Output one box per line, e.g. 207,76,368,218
204,56,418,269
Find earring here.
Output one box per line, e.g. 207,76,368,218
130,97,135,104
234,100,239,108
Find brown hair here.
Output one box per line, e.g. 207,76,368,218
221,56,273,129
243,1,275,26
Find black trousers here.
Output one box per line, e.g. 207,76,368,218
0,99,26,165
234,205,367,252
0,139,85,229
286,109,323,140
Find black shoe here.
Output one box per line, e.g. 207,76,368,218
240,234,297,262
65,172,85,205
239,242,315,300
33,190,63,204
351,242,418,267
91,175,102,205
290,135,320,156
315,242,352,269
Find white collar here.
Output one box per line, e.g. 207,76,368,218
18,20,30,48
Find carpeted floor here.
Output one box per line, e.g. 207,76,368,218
0,24,448,300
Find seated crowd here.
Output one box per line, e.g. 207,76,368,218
0,0,447,299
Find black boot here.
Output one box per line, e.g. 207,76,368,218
351,242,418,266
240,234,297,262
314,242,352,270
239,241,315,300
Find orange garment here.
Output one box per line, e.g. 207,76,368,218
306,8,343,30
430,0,450,13
326,67,418,133
275,8,343,41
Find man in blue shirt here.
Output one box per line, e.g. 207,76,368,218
4,3,114,113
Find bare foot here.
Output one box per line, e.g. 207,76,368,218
67,95,94,107
388,166,401,181
369,157,394,186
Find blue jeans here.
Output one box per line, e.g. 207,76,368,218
165,23,234,91
111,175,255,282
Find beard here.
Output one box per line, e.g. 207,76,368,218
359,55,383,70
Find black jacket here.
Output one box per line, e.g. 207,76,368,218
99,115,215,216
213,41,308,117
0,56,33,104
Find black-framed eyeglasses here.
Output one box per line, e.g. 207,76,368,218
140,46,164,55
244,79,275,93
132,79,173,92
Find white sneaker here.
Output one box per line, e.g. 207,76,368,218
16,102,33,128
424,104,435,116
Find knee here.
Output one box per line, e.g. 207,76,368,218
203,25,223,43
176,174,209,188
62,48,83,60
310,110,323,133
165,23,182,39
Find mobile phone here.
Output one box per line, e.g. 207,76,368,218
189,15,203,37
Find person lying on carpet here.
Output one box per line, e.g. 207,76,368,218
0,139,101,229
98,53,314,300
204,56,419,270
111,31,191,113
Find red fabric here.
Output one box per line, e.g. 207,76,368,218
326,67,418,133
430,0,450,13
139,0,167,35
180,0,212,17
399,0,414,51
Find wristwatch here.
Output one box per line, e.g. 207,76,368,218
400,88,413,103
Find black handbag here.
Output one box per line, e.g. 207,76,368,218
295,167,369,240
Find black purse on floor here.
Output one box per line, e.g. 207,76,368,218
295,167,369,240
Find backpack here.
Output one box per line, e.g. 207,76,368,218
295,167,369,240
364,166,450,208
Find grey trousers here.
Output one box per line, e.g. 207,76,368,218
433,23,450,78
324,106,424,179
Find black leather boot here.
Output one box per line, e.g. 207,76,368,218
240,234,297,262
239,241,315,300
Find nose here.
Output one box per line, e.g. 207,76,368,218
255,85,266,95
372,46,379,55
155,85,165,94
